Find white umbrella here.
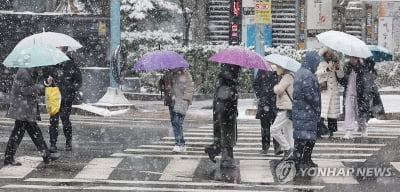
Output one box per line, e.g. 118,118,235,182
316,30,372,58
265,54,301,72
15,32,83,51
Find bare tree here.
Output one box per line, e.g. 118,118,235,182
55,0,79,13
178,0,199,47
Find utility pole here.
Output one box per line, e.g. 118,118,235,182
110,0,121,88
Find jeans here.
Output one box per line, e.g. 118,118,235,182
49,97,73,148
169,106,185,146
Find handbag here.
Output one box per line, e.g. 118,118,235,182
45,86,61,116
286,110,293,120
319,81,328,91
285,89,293,120
173,97,189,115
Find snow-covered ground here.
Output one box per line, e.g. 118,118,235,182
69,94,398,118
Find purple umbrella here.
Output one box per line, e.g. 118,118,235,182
134,50,189,71
209,48,271,71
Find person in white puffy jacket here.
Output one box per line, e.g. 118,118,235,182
315,47,344,137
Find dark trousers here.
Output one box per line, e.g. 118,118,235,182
260,118,280,151
322,118,338,132
294,139,315,164
213,111,237,148
49,97,73,147
4,120,49,161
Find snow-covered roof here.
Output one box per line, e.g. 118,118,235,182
0,10,89,16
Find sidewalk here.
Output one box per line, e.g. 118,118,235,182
1,93,399,120
127,95,400,120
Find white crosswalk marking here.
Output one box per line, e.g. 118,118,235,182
0,156,42,179
122,148,372,158
74,158,123,180
135,145,381,151
1,119,399,191
390,162,400,172
240,160,274,183
111,153,367,162
154,140,386,147
159,159,200,181
1,184,287,191
24,178,326,189
313,161,359,184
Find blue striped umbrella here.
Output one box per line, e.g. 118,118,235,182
368,45,393,62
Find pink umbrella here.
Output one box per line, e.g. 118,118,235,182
209,48,271,71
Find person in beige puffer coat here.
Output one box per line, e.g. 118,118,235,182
316,47,344,137
270,65,294,160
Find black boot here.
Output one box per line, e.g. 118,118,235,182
65,139,72,151
304,141,318,168
205,144,221,163
49,143,57,153
4,158,22,166
261,136,270,154
220,147,235,168
273,139,283,155
328,118,337,138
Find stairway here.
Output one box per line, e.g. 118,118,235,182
206,0,231,44
271,0,298,47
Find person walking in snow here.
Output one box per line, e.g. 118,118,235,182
253,69,281,154
270,64,295,160
163,67,194,153
45,47,82,154
205,64,241,168
316,47,344,137
292,51,322,169
338,57,371,139
4,68,58,166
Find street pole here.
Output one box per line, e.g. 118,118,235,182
110,0,121,88
254,23,264,77
96,0,130,105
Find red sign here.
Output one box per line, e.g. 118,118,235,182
233,1,241,16
232,24,238,32
256,4,270,9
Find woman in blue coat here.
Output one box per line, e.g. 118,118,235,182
292,51,322,168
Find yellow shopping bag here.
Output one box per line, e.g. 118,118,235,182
45,87,61,116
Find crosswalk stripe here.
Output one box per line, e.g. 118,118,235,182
24,178,326,190
74,158,123,180
186,128,400,134
0,156,42,179
184,132,400,136
161,136,397,141
240,160,274,183
0,184,285,191
314,161,359,184
159,159,200,181
390,162,400,172
123,148,372,158
111,153,367,162
136,145,380,151
198,124,400,129
155,141,386,147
